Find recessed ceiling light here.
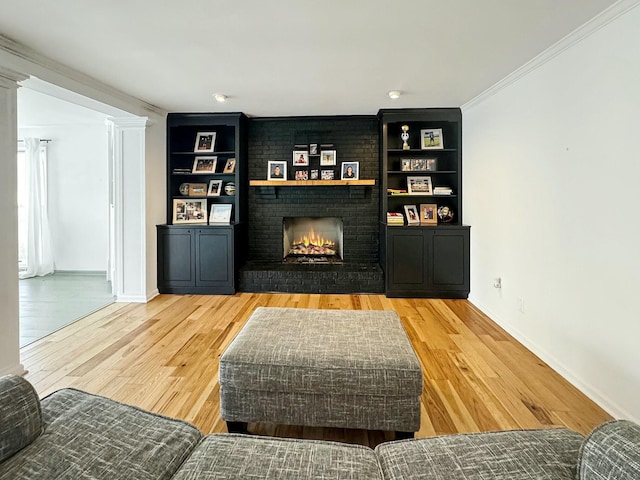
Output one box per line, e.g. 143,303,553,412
214,94,227,103
388,90,401,99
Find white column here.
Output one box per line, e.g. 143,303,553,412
106,116,149,303
0,68,27,375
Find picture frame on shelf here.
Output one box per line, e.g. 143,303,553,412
207,179,222,196
209,204,233,224
420,128,444,150
420,204,438,225
341,161,359,180
295,169,309,180
407,176,433,195
411,158,427,171
309,143,318,155
404,205,420,225
320,150,336,166
400,158,412,171
321,169,334,180
172,199,207,224
192,156,217,174
293,150,309,166
223,157,236,173
426,158,437,171
194,132,216,153
268,161,287,180
179,183,207,197
310,169,319,180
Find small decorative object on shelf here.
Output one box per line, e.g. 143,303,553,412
192,156,217,173
194,132,216,153
420,204,437,225
420,128,444,150
433,186,453,195
437,205,455,223
309,143,318,155
293,150,309,166
411,158,427,171
207,180,222,196
224,182,236,196
209,204,232,224
407,176,433,195
223,158,236,173
172,199,207,224
387,188,408,195
426,158,437,171
268,161,287,180
341,161,359,180
400,158,412,171
404,205,420,225
401,125,410,150
310,169,319,180
179,183,207,196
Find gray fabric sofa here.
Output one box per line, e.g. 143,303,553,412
1,374,639,480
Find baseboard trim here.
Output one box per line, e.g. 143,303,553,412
146,289,159,302
54,270,107,276
115,294,148,303
467,294,637,423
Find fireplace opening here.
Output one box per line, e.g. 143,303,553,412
283,217,343,264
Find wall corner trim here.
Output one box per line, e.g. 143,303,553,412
462,0,640,112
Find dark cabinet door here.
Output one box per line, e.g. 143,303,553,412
387,230,428,290
196,228,233,289
430,228,470,294
157,227,195,288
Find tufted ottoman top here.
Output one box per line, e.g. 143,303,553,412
219,307,422,396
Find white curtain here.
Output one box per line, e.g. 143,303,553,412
19,138,54,279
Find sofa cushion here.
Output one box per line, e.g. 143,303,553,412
0,387,202,480
173,433,384,479
577,419,640,480
0,375,42,462
375,428,584,479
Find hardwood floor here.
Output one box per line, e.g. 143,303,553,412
21,293,612,448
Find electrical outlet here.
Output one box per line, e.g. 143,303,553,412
517,297,525,313
493,277,502,289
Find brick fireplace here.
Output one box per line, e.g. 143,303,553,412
239,116,384,293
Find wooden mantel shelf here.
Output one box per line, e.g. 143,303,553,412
250,179,375,187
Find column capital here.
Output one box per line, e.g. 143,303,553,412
106,116,149,129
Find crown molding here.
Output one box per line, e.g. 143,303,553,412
0,66,28,88
462,0,640,112
0,34,166,118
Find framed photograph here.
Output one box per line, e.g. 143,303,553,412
295,169,308,180
321,169,334,180
400,158,412,171
320,150,337,166
420,204,438,225
293,150,309,166
209,204,233,224
426,158,437,171
223,158,236,173
268,161,287,181
310,169,319,180
420,128,444,150
178,183,207,196
404,205,420,225
411,158,427,171
407,176,433,195
341,161,359,180
192,156,217,174
309,143,318,155
172,199,207,224
194,132,216,153
207,179,222,196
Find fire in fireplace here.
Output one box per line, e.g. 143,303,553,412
283,217,343,263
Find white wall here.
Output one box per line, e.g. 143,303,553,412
463,4,640,422
19,124,109,271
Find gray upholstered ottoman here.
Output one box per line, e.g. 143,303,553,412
219,307,423,437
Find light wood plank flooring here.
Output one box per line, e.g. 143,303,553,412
21,293,612,448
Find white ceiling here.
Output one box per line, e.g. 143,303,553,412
0,0,621,117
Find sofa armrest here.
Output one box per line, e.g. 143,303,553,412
578,419,640,480
0,375,42,462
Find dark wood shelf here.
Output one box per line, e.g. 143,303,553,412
387,148,457,153
250,179,375,187
171,150,236,156
387,170,456,174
